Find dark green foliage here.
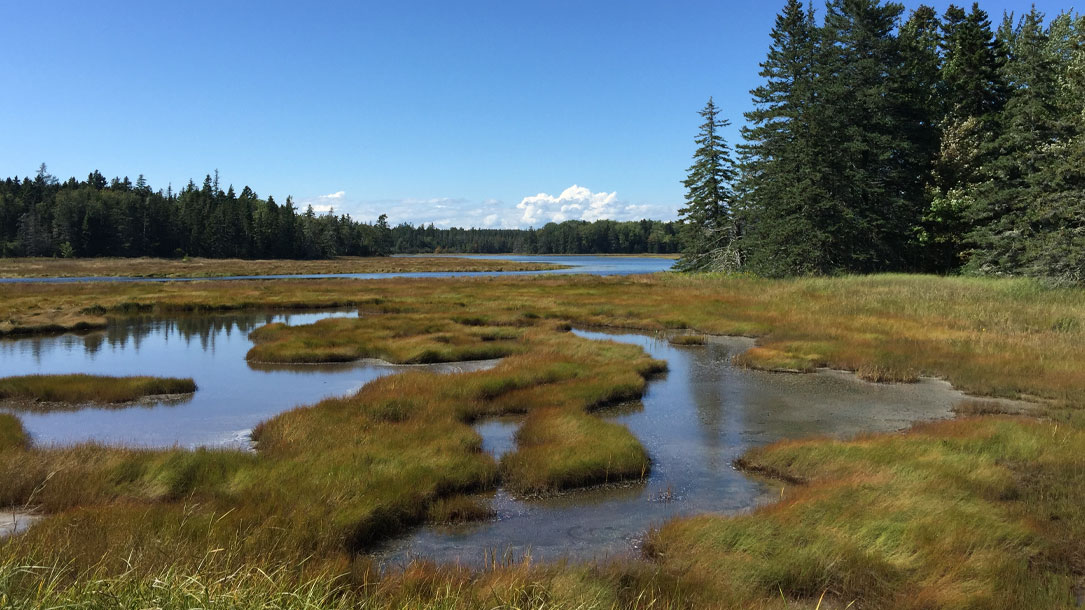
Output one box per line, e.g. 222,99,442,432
676,97,739,271
964,9,1084,280
739,0,834,276
389,219,680,255
918,4,1007,272
0,170,383,259
735,1,1084,282
0,170,682,258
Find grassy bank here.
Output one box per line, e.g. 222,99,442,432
0,256,567,279
246,314,526,364
3,274,1083,408
2,274,1085,607
0,320,663,581
0,375,196,409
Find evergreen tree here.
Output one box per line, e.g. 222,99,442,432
918,3,1007,272
739,0,832,276
817,0,920,272
676,97,738,271
965,8,1062,276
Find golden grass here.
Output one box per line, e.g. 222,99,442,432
4,273,1082,407
668,334,706,346
644,417,1085,608
0,319,663,583
246,315,525,364
0,256,567,278
2,273,1085,608
0,375,196,409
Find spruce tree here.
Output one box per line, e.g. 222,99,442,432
739,0,833,276
817,0,918,272
965,8,1062,276
676,97,738,271
919,3,1006,272
1027,19,1085,281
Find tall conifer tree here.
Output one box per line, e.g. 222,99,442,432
676,97,738,271
919,3,1006,272
817,0,918,271
965,8,1061,275
739,0,833,276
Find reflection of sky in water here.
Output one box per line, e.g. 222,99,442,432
0,310,425,449
378,330,965,567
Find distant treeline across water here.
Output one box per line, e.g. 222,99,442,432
0,169,680,259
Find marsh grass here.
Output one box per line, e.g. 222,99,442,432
0,375,196,408
668,334,706,346
7,271,1085,410
0,414,28,450
645,416,1085,608
426,494,496,524
0,317,664,587
246,315,525,364
0,256,567,279
3,274,1085,607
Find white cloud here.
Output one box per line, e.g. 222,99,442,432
297,186,676,228
517,185,657,226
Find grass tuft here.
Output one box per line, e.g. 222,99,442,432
0,375,196,408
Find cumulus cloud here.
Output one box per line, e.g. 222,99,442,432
516,185,658,226
297,186,676,228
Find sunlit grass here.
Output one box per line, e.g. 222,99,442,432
645,416,1085,608
246,315,526,364
2,273,1085,607
0,256,567,279
0,375,196,408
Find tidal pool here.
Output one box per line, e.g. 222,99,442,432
2,316,984,564
376,329,976,566
0,310,495,448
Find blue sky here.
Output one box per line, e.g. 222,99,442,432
2,0,1070,228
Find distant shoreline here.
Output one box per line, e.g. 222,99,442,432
403,253,681,260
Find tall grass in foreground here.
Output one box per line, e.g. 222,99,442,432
0,374,196,407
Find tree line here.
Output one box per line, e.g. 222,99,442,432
0,168,680,258
679,1,1085,282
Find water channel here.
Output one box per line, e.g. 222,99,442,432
2,314,972,561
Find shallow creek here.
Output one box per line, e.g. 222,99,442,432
2,316,975,560
376,329,974,566
0,310,495,448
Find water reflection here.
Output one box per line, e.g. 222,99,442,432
377,330,964,566
0,310,433,449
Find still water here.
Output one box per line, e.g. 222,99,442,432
0,311,494,448
377,330,968,565
2,316,967,562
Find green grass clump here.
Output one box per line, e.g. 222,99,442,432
668,334,706,346
246,315,524,364
0,413,28,451
0,375,196,408
426,494,495,524
502,408,650,494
